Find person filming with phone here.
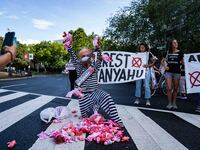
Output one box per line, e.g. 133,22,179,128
0,32,17,68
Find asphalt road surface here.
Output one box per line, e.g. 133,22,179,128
0,74,199,150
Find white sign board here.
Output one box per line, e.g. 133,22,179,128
29,53,33,60
184,53,200,93
98,51,148,84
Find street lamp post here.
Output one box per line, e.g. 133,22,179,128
27,49,33,76
27,48,30,71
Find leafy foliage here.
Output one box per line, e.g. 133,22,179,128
0,28,100,72
104,0,200,53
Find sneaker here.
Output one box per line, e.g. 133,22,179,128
180,94,187,100
172,103,178,109
195,109,200,113
134,98,140,105
146,100,151,106
178,93,187,100
166,103,173,109
180,96,187,100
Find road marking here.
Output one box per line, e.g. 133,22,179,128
136,106,200,128
1,83,27,88
134,105,198,115
0,89,8,93
117,105,188,150
29,100,85,150
0,88,70,100
57,78,62,80
117,105,161,150
0,88,197,149
173,112,200,128
0,95,55,132
0,92,28,104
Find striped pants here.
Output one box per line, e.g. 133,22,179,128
79,89,123,126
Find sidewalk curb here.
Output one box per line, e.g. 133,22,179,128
0,74,64,81
32,74,63,77
0,76,33,81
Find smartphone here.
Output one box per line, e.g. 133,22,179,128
1,32,15,55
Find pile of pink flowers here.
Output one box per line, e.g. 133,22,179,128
38,112,129,145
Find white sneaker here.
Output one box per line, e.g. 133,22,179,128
195,109,200,113
178,93,187,100
180,96,187,100
146,100,151,106
172,103,178,109
134,99,140,105
166,103,173,109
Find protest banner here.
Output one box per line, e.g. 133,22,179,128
98,51,148,84
184,53,200,93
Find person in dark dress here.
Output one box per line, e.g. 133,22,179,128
67,60,77,90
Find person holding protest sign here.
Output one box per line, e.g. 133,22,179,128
64,33,123,127
134,43,156,106
161,39,183,109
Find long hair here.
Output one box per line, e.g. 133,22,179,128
168,39,177,53
137,43,149,52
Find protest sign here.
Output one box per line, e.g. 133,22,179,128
184,53,200,93
98,51,148,84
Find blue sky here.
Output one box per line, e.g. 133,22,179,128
0,0,131,44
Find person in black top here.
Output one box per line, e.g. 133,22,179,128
161,39,183,109
66,60,77,90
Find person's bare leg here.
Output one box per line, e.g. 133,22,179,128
166,78,173,109
172,78,180,109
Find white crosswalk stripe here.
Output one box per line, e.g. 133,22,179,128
117,105,161,150
0,95,55,132
0,89,200,150
0,91,28,104
117,105,188,150
0,89,8,93
173,112,200,128
29,100,85,150
134,106,200,129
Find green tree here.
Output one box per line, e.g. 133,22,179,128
104,0,151,52
72,28,90,53
47,42,68,70
0,36,29,70
12,42,29,70
0,36,3,48
29,41,68,72
147,0,200,52
104,0,200,53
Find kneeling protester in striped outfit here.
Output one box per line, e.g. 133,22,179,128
64,33,123,127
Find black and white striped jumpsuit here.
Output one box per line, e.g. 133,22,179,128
68,47,123,126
